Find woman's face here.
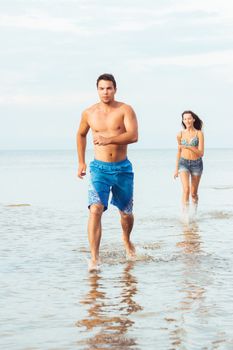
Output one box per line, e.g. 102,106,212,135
182,113,195,128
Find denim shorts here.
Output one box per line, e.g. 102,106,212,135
178,157,203,176
88,158,134,213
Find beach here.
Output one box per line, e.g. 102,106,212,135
1,149,233,349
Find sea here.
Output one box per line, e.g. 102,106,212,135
1,149,233,350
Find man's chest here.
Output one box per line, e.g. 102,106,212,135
89,113,124,132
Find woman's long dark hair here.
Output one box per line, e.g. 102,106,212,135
182,110,203,130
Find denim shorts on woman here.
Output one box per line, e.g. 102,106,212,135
88,158,134,213
178,157,203,176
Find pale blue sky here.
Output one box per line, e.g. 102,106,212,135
1,0,233,149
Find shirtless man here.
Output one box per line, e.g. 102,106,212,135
76,73,138,272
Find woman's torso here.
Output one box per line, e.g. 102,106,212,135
180,129,201,161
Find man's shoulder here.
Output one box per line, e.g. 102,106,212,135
82,103,99,116
116,101,135,112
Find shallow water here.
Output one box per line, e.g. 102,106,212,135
1,149,233,349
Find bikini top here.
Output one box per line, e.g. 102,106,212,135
180,131,199,147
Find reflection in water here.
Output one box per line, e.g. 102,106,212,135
176,221,202,254
77,262,142,349
178,221,206,313
169,221,206,348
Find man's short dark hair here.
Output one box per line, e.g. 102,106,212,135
96,73,116,89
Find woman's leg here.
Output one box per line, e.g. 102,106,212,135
191,175,202,214
180,171,190,209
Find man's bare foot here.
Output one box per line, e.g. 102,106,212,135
88,259,101,273
123,239,136,260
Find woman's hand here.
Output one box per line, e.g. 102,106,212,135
178,144,187,151
174,170,179,179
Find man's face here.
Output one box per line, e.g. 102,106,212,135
97,80,116,103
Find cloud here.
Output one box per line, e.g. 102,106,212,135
108,1,233,23
1,0,232,38
0,14,90,35
0,92,96,106
98,1,233,35
111,18,166,32
128,50,233,71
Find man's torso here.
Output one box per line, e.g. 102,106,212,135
87,101,128,162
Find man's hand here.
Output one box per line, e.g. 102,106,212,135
77,163,87,179
93,135,110,146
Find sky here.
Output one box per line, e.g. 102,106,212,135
0,0,233,149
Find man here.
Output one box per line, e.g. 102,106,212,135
76,73,138,272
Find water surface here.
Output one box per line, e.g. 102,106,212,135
1,149,233,349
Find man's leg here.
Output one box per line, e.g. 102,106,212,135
119,211,136,258
88,203,104,271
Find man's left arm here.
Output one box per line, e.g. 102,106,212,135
93,105,138,146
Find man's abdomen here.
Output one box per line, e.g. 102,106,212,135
94,144,127,162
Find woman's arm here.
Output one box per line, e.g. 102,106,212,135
181,131,204,157
174,133,182,178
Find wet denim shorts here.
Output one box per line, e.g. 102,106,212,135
88,158,134,213
178,157,203,176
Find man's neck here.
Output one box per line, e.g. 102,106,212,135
99,100,117,111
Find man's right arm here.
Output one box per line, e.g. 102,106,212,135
76,111,90,179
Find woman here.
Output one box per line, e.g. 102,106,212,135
174,111,204,218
